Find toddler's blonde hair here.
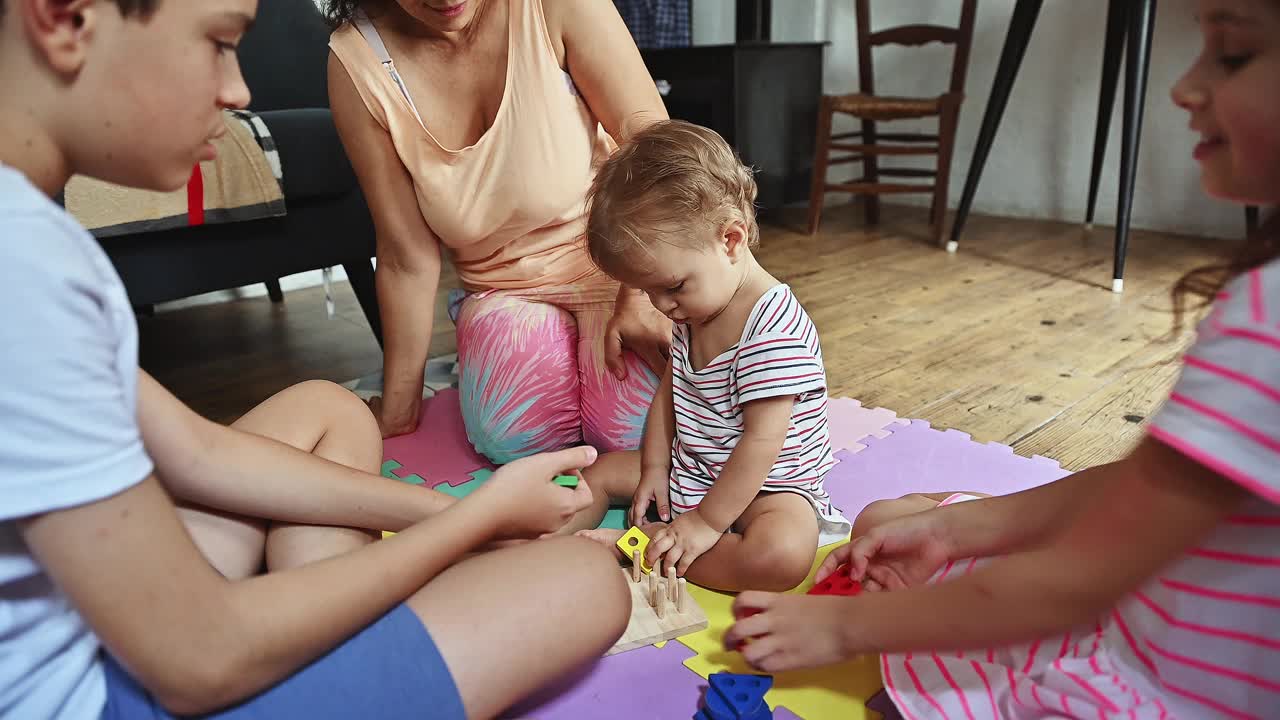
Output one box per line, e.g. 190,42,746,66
587,120,758,277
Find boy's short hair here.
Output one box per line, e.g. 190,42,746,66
0,0,159,25
587,120,758,277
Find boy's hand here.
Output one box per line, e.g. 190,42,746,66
723,592,859,672
647,509,720,575
471,446,597,538
630,469,671,525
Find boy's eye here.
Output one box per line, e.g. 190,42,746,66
214,40,240,54
668,281,685,293
1219,53,1252,70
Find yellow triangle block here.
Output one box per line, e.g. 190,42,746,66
616,526,652,573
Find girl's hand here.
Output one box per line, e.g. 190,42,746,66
724,592,859,672
630,469,671,525
604,292,671,379
647,509,721,575
834,510,954,592
471,446,598,538
366,394,421,439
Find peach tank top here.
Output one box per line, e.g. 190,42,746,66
329,0,612,291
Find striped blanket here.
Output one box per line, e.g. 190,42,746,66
65,110,285,238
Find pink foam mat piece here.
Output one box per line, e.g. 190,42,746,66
510,641,708,719
826,397,909,455
824,419,1071,520
382,389,493,487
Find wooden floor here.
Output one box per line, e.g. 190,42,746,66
140,204,1236,471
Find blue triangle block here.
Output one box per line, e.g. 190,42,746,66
706,672,772,719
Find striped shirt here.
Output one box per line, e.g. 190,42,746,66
883,260,1280,719
668,285,847,538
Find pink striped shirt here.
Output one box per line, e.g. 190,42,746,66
883,260,1280,719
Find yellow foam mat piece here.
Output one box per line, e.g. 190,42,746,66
675,541,884,719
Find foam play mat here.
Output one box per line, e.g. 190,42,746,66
367,383,1072,719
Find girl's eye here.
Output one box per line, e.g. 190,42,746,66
215,41,239,54
1219,53,1252,71
668,281,685,293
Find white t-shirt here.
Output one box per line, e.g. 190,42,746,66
0,164,153,718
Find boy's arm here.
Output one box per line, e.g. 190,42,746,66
695,395,794,532
138,372,456,531
20,448,594,716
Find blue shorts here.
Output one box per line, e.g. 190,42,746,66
100,604,465,720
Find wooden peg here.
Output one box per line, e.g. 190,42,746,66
668,567,678,602
678,578,687,612
632,550,641,582
654,586,665,618
649,563,659,599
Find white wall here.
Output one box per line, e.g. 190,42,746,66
693,0,1244,239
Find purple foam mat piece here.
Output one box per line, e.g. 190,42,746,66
866,690,904,720
510,642,707,720
383,389,494,487
825,419,1071,520
825,397,907,455
772,707,804,719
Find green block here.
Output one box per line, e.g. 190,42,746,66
553,474,579,488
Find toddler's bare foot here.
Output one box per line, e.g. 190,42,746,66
575,528,627,560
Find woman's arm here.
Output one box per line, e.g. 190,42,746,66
550,0,668,143
138,372,456,530
329,52,441,437
20,448,595,715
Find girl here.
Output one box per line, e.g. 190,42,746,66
0,2,627,718
575,121,852,592
724,2,1280,717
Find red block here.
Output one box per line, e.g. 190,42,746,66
806,564,863,597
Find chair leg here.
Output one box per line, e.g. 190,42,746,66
807,98,834,236
931,105,961,247
1113,0,1156,294
265,278,284,303
948,0,1043,252
342,258,383,348
1246,205,1260,235
1086,0,1127,228
861,117,881,226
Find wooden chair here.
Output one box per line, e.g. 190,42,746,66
806,0,978,244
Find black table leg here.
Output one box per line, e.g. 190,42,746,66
947,0,1044,252
1086,0,1128,227
1113,0,1156,293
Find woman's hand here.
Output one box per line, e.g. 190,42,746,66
471,446,598,538
367,394,421,439
605,291,671,380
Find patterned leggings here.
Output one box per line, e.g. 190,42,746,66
450,278,659,464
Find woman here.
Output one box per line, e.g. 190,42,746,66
326,0,672,463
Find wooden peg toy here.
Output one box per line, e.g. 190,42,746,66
631,550,641,582
667,567,678,602
678,578,687,612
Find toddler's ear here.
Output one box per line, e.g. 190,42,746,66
722,219,751,260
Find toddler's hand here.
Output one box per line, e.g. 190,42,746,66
471,446,596,538
647,509,720,575
629,469,671,526
723,592,859,672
